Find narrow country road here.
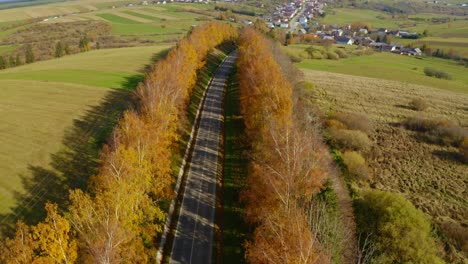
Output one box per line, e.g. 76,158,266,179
169,52,237,264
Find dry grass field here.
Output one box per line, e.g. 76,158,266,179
303,69,468,260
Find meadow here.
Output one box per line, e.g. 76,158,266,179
303,69,468,261
293,50,468,94
320,8,468,58
0,1,221,59
0,45,169,215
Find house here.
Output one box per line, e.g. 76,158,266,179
322,35,334,41
335,37,353,45
331,29,343,36
358,28,368,35
141,1,148,5
280,23,289,28
400,47,422,56
299,16,308,25
378,28,388,35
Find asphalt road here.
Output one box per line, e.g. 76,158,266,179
169,52,237,264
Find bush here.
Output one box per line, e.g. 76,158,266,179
355,189,444,264
330,129,372,152
326,51,340,60
403,115,438,132
342,151,369,180
424,67,452,80
332,112,372,134
310,50,325,59
403,116,467,146
440,220,468,253
409,98,429,111
334,49,348,58
429,123,467,146
326,119,347,130
288,53,302,63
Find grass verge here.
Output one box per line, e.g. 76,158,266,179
217,64,249,263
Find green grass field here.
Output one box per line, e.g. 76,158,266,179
122,10,162,21
321,8,468,58
96,13,142,24
322,8,400,28
0,45,170,215
295,51,468,94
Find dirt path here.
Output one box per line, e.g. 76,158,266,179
328,158,359,264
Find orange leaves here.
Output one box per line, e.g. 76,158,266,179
0,204,78,264
237,28,292,141
65,21,238,262
33,203,78,264
237,28,328,263
246,208,323,264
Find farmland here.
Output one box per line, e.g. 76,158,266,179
320,8,468,58
294,50,468,94
303,69,468,261
0,45,169,216
0,1,225,59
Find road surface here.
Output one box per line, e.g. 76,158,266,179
169,52,237,264
289,5,305,33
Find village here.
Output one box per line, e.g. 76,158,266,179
262,0,424,56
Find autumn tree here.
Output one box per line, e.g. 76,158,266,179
1,21,239,262
15,54,22,66
9,56,15,67
0,221,35,264
25,44,35,63
79,36,91,52
33,203,77,264
238,28,329,263
247,208,325,264
0,56,6,69
64,43,71,55
55,41,64,58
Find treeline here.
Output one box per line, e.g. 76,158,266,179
0,21,152,69
0,21,237,263
237,28,331,263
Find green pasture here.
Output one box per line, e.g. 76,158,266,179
295,51,468,94
96,13,142,24
122,10,162,21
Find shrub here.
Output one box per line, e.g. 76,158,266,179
310,50,325,59
326,51,340,60
332,112,372,134
326,119,346,130
403,116,467,146
424,67,452,80
288,53,302,63
409,98,429,111
355,189,444,264
334,49,348,58
403,115,438,132
330,129,371,152
342,151,369,180
440,220,468,253
429,123,467,146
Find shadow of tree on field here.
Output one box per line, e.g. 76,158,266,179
0,88,132,237
433,149,464,163
0,47,170,237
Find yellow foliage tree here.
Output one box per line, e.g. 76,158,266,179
33,203,77,264
0,221,35,264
